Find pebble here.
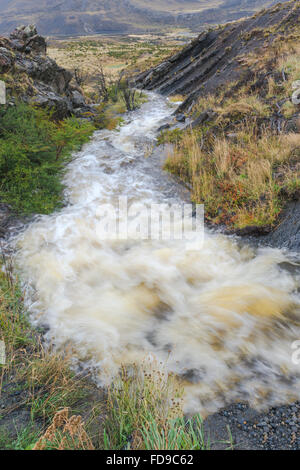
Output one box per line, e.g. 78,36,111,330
208,401,300,450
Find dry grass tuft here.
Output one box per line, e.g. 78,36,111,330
33,408,94,450
168,95,186,103
165,122,300,229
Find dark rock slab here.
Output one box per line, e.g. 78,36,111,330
263,200,300,252
134,3,300,114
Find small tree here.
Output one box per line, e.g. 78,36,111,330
119,73,136,112
96,65,109,102
94,65,138,110
73,68,88,88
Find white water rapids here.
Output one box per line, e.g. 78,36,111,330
14,93,300,416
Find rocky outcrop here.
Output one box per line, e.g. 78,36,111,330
0,25,91,119
10,24,47,54
134,3,300,113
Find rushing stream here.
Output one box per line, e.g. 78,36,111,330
14,93,300,416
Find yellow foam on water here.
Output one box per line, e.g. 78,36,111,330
200,285,291,323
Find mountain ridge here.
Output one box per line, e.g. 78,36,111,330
0,0,278,36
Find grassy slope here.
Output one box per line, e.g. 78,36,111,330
0,255,106,450
161,4,300,231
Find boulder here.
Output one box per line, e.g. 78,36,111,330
191,109,217,128
10,39,26,52
263,200,300,252
8,26,46,55
175,113,186,123
71,90,86,108
32,91,73,120
15,55,72,94
73,105,96,119
157,123,171,132
10,24,37,41
1,25,88,120
26,35,47,55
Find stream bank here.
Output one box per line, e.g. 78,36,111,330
0,91,300,450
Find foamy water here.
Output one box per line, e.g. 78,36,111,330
14,93,300,416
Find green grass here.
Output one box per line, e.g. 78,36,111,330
0,103,95,215
141,415,208,450
0,257,34,353
103,363,209,450
2,424,41,450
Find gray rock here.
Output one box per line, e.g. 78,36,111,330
157,123,171,132
10,24,37,41
26,35,47,55
154,61,171,75
73,105,96,119
264,200,300,252
32,92,73,120
191,109,217,128
15,54,72,94
176,113,186,123
71,90,86,108
0,25,87,120
0,47,14,73
9,39,24,51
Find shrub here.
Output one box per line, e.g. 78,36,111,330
0,103,94,214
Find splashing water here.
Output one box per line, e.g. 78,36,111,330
14,93,300,416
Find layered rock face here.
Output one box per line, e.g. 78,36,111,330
134,2,300,252
134,3,300,113
0,25,90,119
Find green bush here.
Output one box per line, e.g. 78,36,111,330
0,104,95,214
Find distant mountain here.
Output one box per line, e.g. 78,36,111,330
0,0,280,36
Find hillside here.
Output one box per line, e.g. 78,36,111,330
0,0,278,36
135,0,300,250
